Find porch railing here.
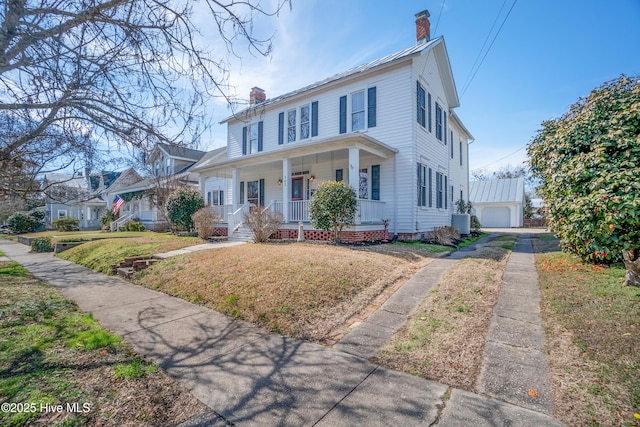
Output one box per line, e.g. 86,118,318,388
289,200,309,222
228,204,250,237
211,204,233,222
110,212,135,232
264,199,385,224
357,199,386,224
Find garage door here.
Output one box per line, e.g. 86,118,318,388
482,207,511,228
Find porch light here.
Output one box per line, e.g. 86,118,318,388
277,178,283,186
309,175,315,182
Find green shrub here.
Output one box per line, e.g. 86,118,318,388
166,188,205,231
52,216,80,231
124,220,145,232
7,212,39,233
471,215,482,233
308,181,357,242
31,237,54,253
100,210,117,230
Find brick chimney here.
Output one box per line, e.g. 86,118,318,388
250,87,266,106
415,9,431,44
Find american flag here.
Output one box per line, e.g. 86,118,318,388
113,195,124,214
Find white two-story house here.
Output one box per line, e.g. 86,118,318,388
193,10,473,241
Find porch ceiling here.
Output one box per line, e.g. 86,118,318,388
193,133,397,177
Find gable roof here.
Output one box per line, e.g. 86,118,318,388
469,178,525,204
148,143,206,164
222,36,458,123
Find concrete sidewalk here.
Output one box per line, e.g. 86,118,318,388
0,238,565,426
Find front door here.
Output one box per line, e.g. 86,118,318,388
292,176,304,200
247,180,259,206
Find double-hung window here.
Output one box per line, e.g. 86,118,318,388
287,110,296,142
208,190,224,206
339,87,376,134
417,82,426,127
417,163,427,207
300,105,310,140
352,91,365,131
242,121,263,155
436,171,445,208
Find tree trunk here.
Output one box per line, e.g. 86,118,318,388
622,248,640,287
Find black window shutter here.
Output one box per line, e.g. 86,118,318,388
220,190,224,206
417,163,422,206
242,126,247,155
258,121,263,152
278,112,284,145
259,179,265,206
416,81,421,124
428,93,432,132
428,168,433,207
339,95,347,134
367,87,376,128
239,181,244,204
444,176,448,209
371,165,380,201
444,111,447,144
311,101,319,137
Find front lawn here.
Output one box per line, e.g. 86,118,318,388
0,259,207,426
134,241,450,341
533,234,640,427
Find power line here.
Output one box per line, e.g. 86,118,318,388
432,0,446,36
475,144,526,170
460,0,518,99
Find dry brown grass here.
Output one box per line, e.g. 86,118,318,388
135,242,446,341
372,245,510,389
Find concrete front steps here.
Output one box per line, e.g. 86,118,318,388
228,225,254,243
111,255,159,279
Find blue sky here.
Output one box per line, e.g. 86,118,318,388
204,0,640,174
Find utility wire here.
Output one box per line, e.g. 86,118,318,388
475,144,526,170
460,0,519,99
432,0,446,37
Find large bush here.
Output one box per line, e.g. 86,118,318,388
192,207,223,239
31,237,54,253
124,220,145,232
52,216,80,231
308,181,357,243
528,75,640,286
7,212,40,234
166,187,205,231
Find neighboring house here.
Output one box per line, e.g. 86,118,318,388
43,171,122,229
192,10,474,241
469,177,525,228
105,143,207,230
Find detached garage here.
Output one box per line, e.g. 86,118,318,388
469,178,525,228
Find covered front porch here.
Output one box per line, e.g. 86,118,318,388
196,133,398,240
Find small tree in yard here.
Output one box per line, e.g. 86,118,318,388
309,181,357,243
244,206,283,243
528,75,640,287
166,188,205,232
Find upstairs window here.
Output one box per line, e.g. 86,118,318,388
417,82,426,127
300,105,310,140
242,122,263,155
287,110,296,142
435,103,443,141
279,102,318,144
352,91,365,131
339,87,376,134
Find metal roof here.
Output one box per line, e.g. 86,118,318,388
469,178,525,204
221,37,445,123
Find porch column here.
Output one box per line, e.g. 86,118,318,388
282,158,291,223
348,147,361,225
348,147,360,191
198,175,207,202
231,168,239,208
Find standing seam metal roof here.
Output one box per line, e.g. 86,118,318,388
469,178,525,204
